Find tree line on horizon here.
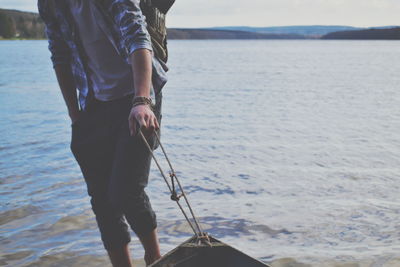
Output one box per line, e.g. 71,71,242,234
0,9,45,39
322,27,400,40
0,8,399,40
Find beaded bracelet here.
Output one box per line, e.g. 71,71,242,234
132,96,154,110
132,96,152,106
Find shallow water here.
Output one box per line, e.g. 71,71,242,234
1,40,400,267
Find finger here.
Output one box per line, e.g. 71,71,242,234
148,116,155,131
144,114,152,130
153,117,159,130
139,117,147,129
129,117,136,136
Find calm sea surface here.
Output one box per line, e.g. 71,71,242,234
1,40,400,267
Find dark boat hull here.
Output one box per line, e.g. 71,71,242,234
150,235,269,267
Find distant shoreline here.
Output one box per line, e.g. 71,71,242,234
1,8,399,40
0,37,45,40
2,28,400,41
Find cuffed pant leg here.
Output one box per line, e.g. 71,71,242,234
91,196,131,250
107,106,158,237
70,105,132,251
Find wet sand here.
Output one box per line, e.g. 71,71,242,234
3,253,400,267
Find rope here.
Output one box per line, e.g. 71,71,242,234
139,130,206,239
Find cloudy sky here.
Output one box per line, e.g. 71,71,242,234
1,0,399,28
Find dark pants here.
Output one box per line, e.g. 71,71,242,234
70,93,161,250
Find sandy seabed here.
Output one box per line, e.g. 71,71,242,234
3,253,398,267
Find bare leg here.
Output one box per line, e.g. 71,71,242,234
107,244,133,267
138,228,162,265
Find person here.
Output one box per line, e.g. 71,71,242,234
38,0,168,266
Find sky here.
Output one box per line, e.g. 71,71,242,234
1,0,399,28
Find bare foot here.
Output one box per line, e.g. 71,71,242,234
144,252,162,266
138,229,162,266
107,244,132,267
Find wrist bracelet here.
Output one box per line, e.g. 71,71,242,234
132,96,154,110
132,96,152,106
132,102,152,108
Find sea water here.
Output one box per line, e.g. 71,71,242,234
1,40,400,266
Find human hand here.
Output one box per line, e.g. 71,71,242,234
128,104,159,136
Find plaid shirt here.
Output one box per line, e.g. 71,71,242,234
38,0,168,110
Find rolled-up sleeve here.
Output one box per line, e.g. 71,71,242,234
38,0,71,68
102,0,152,58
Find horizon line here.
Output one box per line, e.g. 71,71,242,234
1,8,399,29
172,25,400,29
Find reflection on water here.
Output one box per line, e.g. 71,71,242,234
158,216,291,238
1,40,400,266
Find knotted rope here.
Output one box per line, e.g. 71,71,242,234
139,130,208,243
